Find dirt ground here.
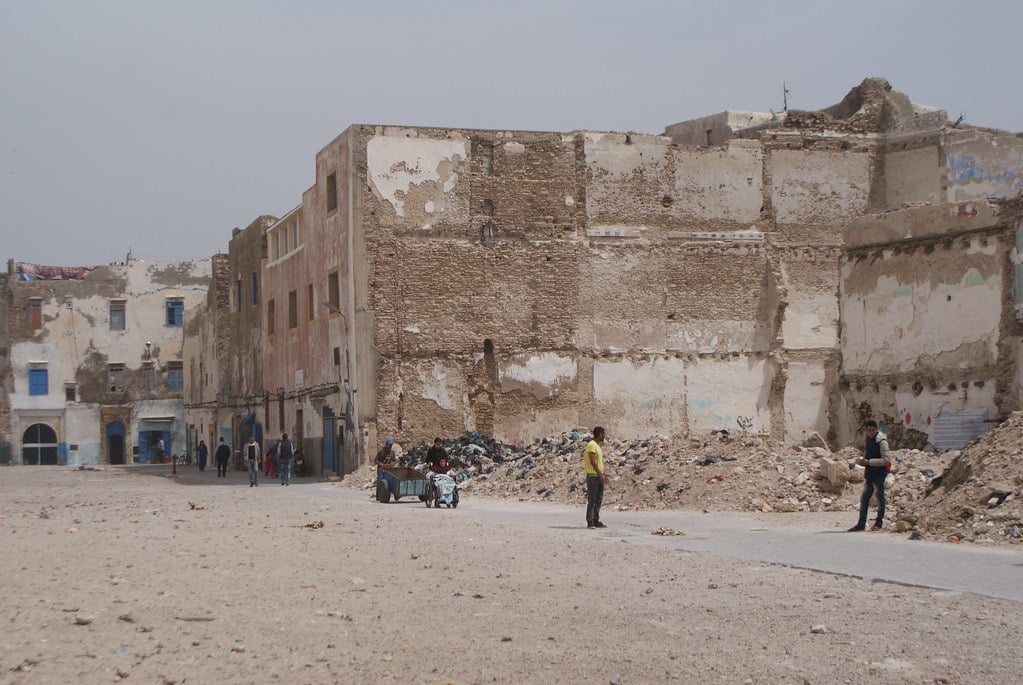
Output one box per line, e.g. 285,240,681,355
2,467,1022,684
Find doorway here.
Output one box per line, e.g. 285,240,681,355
22,423,58,465
106,421,126,464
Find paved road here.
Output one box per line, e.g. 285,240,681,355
158,465,1023,603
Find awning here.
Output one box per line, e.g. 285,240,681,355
138,416,175,424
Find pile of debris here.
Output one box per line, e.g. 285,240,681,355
346,414,1023,545
901,412,1023,544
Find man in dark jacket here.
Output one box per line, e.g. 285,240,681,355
849,420,892,531
215,437,231,478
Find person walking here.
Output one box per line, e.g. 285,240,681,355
245,434,261,487
214,437,231,478
584,427,608,529
197,440,208,472
848,420,892,531
264,439,278,479
278,433,294,486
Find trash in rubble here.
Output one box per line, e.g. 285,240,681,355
188,501,206,510
706,474,724,485
920,469,935,478
300,521,325,529
697,455,737,466
651,527,684,536
909,531,925,540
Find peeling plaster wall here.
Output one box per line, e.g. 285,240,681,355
5,259,209,464
841,240,1002,374
585,133,762,229
944,130,1023,203
592,356,687,438
883,143,943,207
770,148,871,225
839,202,1018,448
783,361,828,441
686,358,773,433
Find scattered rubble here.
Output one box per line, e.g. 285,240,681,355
347,412,1023,545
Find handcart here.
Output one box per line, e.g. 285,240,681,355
376,466,431,504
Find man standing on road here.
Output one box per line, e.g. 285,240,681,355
849,420,891,531
278,433,294,486
584,427,608,529
215,437,231,478
245,434,261,487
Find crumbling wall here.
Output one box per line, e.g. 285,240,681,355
839,201,1018,447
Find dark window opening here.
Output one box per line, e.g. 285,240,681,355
267,299,276,335
251,272,259,305
168,363,183,391
288,290,298,329
108,365,125,393
480,143,494,175
30,300,42,330
328,271,340,310
326,172,338,211
65,385,76,402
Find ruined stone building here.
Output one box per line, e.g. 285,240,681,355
176,78,1022,476
0,258,210,464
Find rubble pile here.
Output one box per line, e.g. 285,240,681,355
901,412,1023,544
346,413,1023,545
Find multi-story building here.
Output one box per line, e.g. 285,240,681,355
3,257,210,464
183,78,1023,477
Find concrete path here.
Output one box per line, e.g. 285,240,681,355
149,465,1023,603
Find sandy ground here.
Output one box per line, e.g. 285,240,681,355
2,466,1022,685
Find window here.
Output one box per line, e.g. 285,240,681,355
326,172,338,211
288,290,298,329
109,301,126,331
143,363,156,391
65,384,76,402
291,219,300,250
108,365,125,392
165,298,184,327
327,271,339,310
28,367,48,395
480,143,494,175
267,299,275,335
251,272,258,305
167,363,183,391
273,231,281,260
30,299,42,330
307,284,314,321
283,226,289,253
235,279,242,311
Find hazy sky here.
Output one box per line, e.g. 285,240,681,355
3,0,1021,268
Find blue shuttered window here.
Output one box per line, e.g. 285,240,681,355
28,367,48,395
165,299,184,327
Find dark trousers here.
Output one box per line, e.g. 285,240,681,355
216,458,228,477
856,475,887,528
586,475,604,525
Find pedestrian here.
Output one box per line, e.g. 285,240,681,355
584,427,608,529
426,437,447,471
278,433,294,486
264,439,277,479
245,434,261,487
155,437,166,463
214,437,231,478
197,440,208,472
375,438,397,467
848,420,892,531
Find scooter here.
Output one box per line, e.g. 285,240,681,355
293,449,306,478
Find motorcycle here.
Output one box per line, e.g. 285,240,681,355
293,449,306,478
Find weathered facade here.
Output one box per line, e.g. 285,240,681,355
182,217,275,467
2,258,210,465
182,78,1023,474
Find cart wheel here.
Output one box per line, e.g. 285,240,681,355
425,495,432,508
452,490,459,509
375,480,390,503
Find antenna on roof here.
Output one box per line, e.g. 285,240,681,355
783,82,790,112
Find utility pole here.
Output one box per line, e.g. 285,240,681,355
783,82,790,112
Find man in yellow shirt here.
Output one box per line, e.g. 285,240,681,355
584,426,608,529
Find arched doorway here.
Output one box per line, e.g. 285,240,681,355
106,421,126,465
22,423,58,465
